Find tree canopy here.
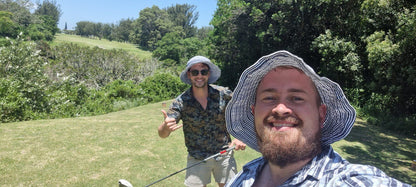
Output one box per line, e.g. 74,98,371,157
210,0,416,132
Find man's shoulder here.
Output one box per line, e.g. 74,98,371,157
322,163,411,186
176,88,192,100
209,84,232,95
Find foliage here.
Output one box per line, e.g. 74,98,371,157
111,18,133,42
46,43,161,88
166,3,198,38
0,11,18,37
152,31,206,65
0,0,60,41
0,35,49,122
34,0,61,36
129,6,173,50
139,72,188,103
210,0,416,134
0,35,183,123
70,3,204,52
312,30,362,90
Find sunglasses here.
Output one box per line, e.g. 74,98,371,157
190,69,209,76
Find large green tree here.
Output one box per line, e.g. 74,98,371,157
166,4,198,38
111,18,133,42
0,11,18,37
0,0,33,27
130,5,173,50
34,0,61,35
210,0,416,133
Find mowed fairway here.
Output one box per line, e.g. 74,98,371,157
53,33,152,60
0,100,260,186
1,100,415,186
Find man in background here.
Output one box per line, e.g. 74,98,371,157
158,56,246,187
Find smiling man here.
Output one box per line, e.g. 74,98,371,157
158,56,246,187
225,50,410,186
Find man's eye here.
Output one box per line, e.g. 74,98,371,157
292,96,304,102
262,96,276,102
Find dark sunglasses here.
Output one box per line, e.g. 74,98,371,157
190,69,209,76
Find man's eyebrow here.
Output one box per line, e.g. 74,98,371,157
258,88,307,94
288,88,308,94
258,88,276,93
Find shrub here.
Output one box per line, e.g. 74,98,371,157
139,73,188,102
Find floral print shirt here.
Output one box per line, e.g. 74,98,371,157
167,84,233,160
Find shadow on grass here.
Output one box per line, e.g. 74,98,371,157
338,120,416,185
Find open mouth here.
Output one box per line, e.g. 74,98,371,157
266,116,299,130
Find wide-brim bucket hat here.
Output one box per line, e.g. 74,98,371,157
180,56,221,85
226,50,356,152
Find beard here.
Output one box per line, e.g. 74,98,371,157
256,115,322,167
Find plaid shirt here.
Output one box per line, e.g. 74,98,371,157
226,146,411,187
167,84,232,160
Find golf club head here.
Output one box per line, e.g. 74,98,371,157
119,179,133,187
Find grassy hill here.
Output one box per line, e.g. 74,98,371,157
0,100,415,186
53,33,152,60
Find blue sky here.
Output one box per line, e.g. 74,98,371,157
45,0,218,30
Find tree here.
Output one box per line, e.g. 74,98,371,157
210,0,416,134
130,6,173,50
0,11,18,37
111,18,133,42
0,0,33,28
34,0,61,35
166,4,198,38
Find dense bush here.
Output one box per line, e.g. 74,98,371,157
46,43,161,88
0,36,185,123
0,35,50,122
139,72,188,102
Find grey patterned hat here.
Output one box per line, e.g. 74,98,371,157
180,56,221,85
225,50,356,152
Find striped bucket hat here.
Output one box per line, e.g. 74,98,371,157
225,50,356,152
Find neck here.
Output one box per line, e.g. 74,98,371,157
255,159,311,187
192,85,209,98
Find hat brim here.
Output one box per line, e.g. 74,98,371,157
225,50,356,152
180,57,221,85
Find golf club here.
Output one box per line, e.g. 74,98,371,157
118,146,235,187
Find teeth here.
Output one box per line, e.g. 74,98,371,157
272,124,294,127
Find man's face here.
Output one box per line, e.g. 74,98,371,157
187,63,210,88
252,67,326,167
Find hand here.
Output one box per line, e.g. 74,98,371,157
230,139,246,151
161,110,182,132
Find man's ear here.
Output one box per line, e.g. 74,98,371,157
250,105,255,114
319,104,327,128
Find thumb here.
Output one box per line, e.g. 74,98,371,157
161,109,168,119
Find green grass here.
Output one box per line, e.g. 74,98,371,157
53,33,152,60
0,101,414,186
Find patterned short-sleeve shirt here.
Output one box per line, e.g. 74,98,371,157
167,84,233,160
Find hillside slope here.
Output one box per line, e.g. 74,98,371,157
53,33,152,60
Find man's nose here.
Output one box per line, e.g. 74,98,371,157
271,103,292,116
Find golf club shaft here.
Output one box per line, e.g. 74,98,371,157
145,146,235,187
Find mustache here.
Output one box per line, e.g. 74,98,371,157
265,114,300,124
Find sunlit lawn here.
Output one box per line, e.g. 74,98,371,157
53,33,152,60
0,101,414,186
